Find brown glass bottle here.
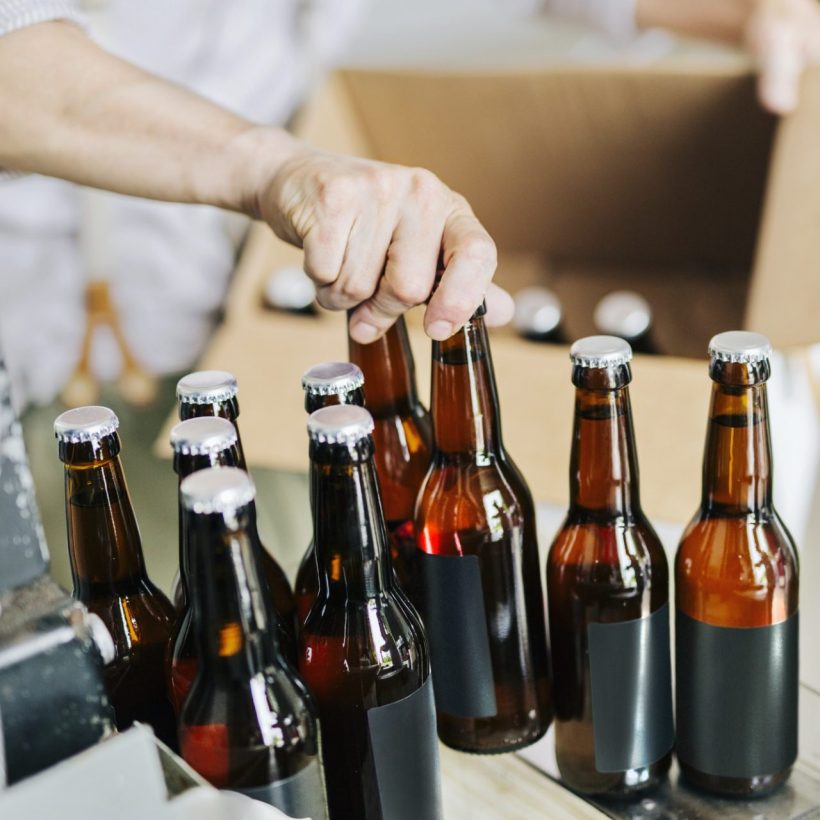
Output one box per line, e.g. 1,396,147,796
415,305,551,754
176,370,295,632
349,315,433,598
300,405,441,820
178,467,328,819
547,336,673,796
676,331,799,798
295,362,365,624
55,406,176,747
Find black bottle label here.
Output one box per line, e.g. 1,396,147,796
676,610,798,779
366,674,443,820
418,552,497,718
238,758,328,819
587,602,674,773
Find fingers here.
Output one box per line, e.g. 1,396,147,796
484,282,515,328
756,20,804,113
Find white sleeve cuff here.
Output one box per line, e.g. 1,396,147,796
540,0,638,41
0,0,86,38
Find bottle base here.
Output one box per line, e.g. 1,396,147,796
679,762,793,799
439,724,549,756
557,751,672,798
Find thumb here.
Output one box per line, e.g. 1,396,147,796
756,21,805,114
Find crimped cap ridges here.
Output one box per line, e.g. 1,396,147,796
308,404,375,445
301,362,364,396
709,331,772,364
170,417,237,456
180,466,255,514
176,370,238,404
570,336,633,368
54,406,119,443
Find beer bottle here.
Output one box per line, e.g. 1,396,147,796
415,304,551,753
295,362,365,623
300,405,441,820
55,405,176,747
349,315,433,597
676,331,799,797
176,370,295,632
168,416,298,709
178,467,328,819
547,336,673,795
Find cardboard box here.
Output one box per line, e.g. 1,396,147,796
166,64,818,528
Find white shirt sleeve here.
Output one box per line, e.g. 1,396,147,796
532,0,638,41
0,0,85,38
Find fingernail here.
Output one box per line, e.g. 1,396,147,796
427,320,454,340
350,322,380,343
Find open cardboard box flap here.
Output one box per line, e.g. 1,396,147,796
162,64,820,524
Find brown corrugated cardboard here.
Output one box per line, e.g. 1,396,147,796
159,64,818,525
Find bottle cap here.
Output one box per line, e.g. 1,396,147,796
307,404,375,445
180,466,256,514
263,265,317,312
570,335,633,368
54,406,119,444
512,287,562,337
176,371,238,405
170,417,237,456
302,362,364,397
593,290,652,340
708,331,772,364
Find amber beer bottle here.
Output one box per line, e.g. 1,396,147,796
176,370,295,630
295,362,365,623
168,416,296,709
300,405,441,820
547,336,673,795
178,467,328,819
415,304,551,753
676,331,799,797
349,315,433,596
55,406,176,747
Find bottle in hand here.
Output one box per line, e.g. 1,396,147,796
349,315,433,600
178,467,328,820
299,405,441,820
675,331,799,797
55,406,176,747
415,304,551,754
175,370,296,639
547,336,673,795
295,361,365,623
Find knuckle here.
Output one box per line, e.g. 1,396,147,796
460,232,497,267
336,278,372,304
317,174,360,211
409,167,442,199
391,276,429,307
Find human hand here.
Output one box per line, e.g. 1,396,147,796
744,0,820,113
254,138,513,343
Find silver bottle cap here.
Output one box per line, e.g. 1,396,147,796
708,331,772,364
180,466,256,514
307,404,375,445
593,290,652,340
570,335,633,368
54,406,119,443
512,287,562,337
170,417,237,456
264,265,317,311
302,362,364,397
176,371,238,405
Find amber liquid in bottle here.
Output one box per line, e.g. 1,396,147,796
178,479,325,813
61,433,177,747
676,358,799,797
349,316,433,598
299,426,431,819
415,310,551,753
177,393,296,640
294,381,365,624
547,358,671,795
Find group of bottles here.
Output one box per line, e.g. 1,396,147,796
53,299,798,815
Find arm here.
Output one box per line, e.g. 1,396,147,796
0,22,510,341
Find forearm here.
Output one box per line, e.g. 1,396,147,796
0,21,297,214
636,0,753,43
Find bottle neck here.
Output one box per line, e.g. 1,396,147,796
179,400,247,470
62,436,147,592
569,385,641,518
431,315,502,459
349,316,420,414
310,440,394,603
304,385,365,415
187,505,277,674
702,381,773,515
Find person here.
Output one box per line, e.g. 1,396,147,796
0,0,816,407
